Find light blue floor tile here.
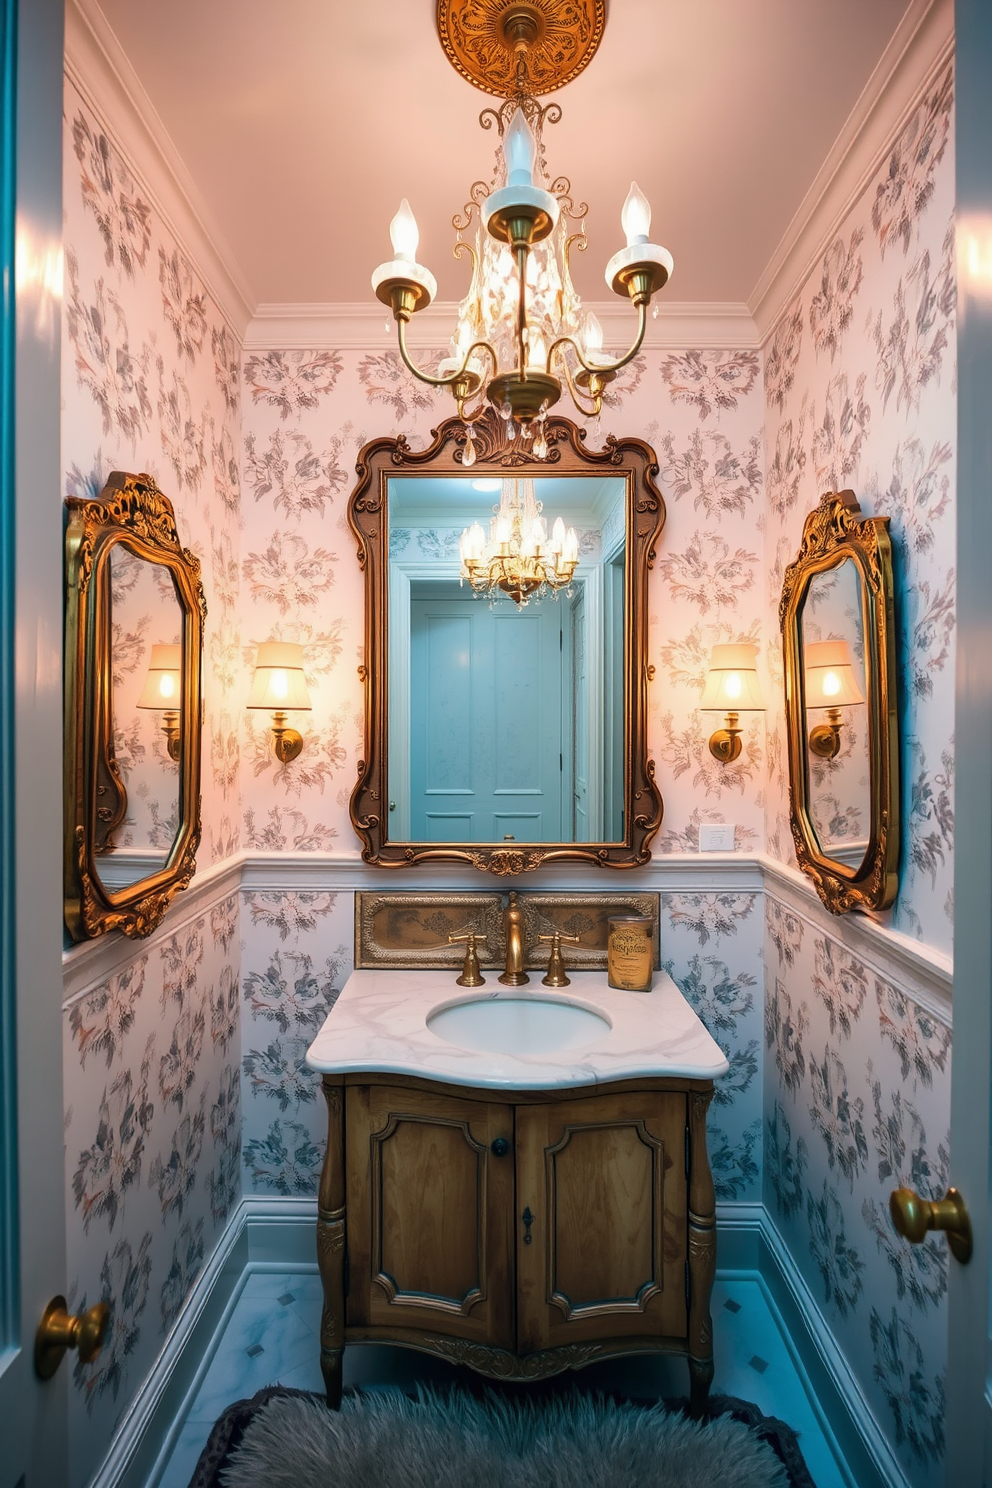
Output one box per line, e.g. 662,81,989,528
154,1419,211,1488
152,1266,853,1488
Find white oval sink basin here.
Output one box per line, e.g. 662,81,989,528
427,995,611,1055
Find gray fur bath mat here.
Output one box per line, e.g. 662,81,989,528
187,1384,817,1488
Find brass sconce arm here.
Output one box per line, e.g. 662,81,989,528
708,712,743,763
270,710,304,764
808,707,844,760
161,709,181,762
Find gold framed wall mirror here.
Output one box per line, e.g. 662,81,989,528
779,490,899,914
348,409,665,874
64,471,206,940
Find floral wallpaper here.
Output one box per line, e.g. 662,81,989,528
58,41,959,1488
238,347,769,856
61,79,244,1484
762,63,955,1488
764,63,956,956
764,894,951,1486
62,894,240,1472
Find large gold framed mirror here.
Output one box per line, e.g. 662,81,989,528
780,490,898,914
348,409,664,874
64,471,206,940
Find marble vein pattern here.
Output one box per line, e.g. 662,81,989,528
305,970,729,1088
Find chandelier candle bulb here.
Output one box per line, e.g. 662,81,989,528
504,108,537,186
621,181,652,246
389,199,420,261
372,1,673,435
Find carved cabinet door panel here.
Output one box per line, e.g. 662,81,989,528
515,1092,687,1353
345,1085,515,1348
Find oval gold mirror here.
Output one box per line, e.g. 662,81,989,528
780,491,898,914
347,409,664,875
64,472,206,940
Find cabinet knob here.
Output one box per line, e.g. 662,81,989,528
490,1137,510,1157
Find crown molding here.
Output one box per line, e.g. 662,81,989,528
244,299,759,352
64,0,255,337
750,0,954,341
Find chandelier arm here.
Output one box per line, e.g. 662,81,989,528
557,352,604,420
459,386,491,423
548,300,648,382
396,320,497,390
562,231,588,288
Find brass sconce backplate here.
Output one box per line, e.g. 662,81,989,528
436,0,606,98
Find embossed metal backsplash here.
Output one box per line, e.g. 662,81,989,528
355,892,660,970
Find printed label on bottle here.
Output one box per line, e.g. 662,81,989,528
607,922,653,991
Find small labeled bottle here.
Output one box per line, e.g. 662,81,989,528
607,914,654,992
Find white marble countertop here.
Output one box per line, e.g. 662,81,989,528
305,969,729,1090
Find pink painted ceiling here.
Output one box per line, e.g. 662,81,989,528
95,0,913,307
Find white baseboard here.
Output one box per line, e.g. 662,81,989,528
94,1197,317,1488
92,1198,908,1488
756,1210,910,1488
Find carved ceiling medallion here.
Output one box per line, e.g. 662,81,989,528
436,0,606,98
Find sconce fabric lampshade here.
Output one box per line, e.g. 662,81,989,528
248,642,312,711
699,644,765,711
804,640,864,707
137,644,182,709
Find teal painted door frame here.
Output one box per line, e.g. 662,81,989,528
0,0,68,1481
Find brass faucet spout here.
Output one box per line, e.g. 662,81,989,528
499,891,529,986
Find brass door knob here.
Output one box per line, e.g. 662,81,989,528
890,1185,973,1264
35,1295,110,1380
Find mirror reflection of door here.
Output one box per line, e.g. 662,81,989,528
94,543,184,892
800,556,870,870
409,584,566,842
387,474,626,846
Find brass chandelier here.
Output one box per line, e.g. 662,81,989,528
372,0,673,463
459,478,579,605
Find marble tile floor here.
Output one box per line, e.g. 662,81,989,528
150,1267,854,1488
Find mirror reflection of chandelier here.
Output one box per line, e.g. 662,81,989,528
459,479,579,605
372,0,673,463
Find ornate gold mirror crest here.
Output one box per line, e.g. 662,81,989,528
780,490,898,914
64,472,206,940
348,408,664,875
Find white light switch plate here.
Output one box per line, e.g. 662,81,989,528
699,823,735,852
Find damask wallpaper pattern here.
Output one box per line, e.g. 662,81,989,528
58,44,957,1488
61,78,244,1479
762,63,955,1488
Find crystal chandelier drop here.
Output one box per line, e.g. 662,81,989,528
459,478,579,605
372,2,673,462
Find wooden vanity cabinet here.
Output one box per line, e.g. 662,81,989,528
317,1073,716,1412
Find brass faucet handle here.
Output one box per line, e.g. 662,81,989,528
538,931,580,988
449,931,487,988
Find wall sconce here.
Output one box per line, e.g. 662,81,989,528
248,642,312,763
136,643,182,761
804,640,864,759
700,644,765,762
